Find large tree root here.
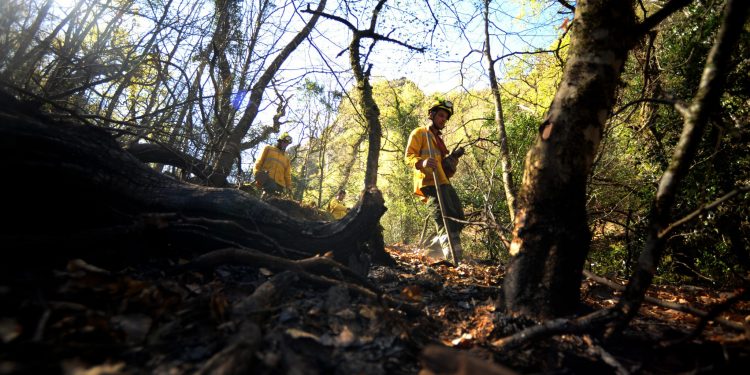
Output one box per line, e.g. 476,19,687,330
0,93,387,270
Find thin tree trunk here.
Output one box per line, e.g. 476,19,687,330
350,35,382,188
317,120,332,207
4,0,84,85
103,0,172,121
42,1,109,97
5,0,53,72
483,0,517,223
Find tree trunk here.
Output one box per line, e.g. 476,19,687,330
503,0,636,319
349,34,382,188
483,0,517,223
0,94,385,272
4,0,53,72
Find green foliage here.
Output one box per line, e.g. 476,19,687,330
584,0,750,286
588,242,631,278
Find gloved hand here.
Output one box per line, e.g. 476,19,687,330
421,158,438,170
442,147,465,177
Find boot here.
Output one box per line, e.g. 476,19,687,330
439,232,462,264
422,234,446,259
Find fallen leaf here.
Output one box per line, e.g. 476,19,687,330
359,305,377,320
335,326,356,347
450,332,474,348
400,285,422,301
285,328,320,342
259,268,273,276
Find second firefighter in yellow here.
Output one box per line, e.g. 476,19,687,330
254,132,293,196
327,190,348,220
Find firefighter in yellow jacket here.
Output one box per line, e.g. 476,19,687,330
254,132,293,197
327,190,349,220
405,99,465,262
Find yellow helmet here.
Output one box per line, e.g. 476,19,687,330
279,132,292,143
428,98,454,119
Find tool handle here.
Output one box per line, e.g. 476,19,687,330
425,131,458,265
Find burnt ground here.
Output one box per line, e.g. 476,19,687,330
1,244,749,374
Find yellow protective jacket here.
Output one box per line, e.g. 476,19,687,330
405,125,449,200
254,145,292,189
327,198,348,220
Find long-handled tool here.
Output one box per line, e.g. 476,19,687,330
425,131,459,266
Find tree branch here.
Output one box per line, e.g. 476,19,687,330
557,0,575,13
661,287,749,345
303,9,425,53
612,97,680,117
492,309,616,351
659,184,750,238
491,49,563,65
189,247,421,315
304,3,358,32
639,0,693,35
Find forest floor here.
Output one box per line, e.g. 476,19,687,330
1,245,749,374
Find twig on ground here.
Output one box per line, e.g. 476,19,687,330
583,270,744,332
189,247,422,315
491,309,616,351
661,287,749,346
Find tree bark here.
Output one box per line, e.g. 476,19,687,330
126,143,212,182
503,0,637,319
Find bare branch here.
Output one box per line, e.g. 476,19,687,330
303,10,425,53
492,309,615,351
557,0,575,13
368,0,388,32
662,287,749,345
583,335,630,375
304,3,358,32
612,97,680,116
639,0,693,34
659,184,750,238
491,49,562,65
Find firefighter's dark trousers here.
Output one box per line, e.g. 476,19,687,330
421,184,465,262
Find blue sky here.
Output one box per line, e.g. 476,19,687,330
292,0,568,95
